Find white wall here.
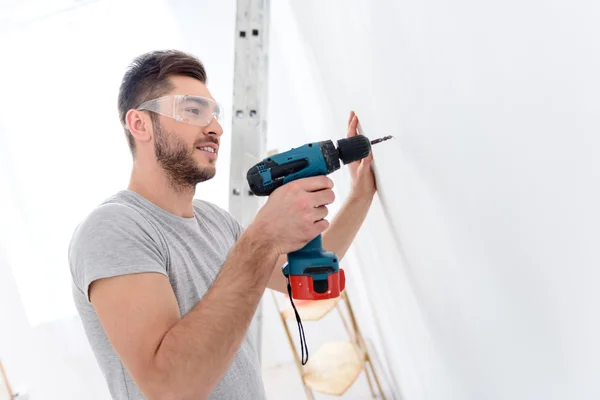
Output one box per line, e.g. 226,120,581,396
272,0,600,399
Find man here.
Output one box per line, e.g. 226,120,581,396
69,49,376,400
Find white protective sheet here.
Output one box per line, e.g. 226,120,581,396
266,0,600,399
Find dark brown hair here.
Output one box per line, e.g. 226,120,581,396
117,50,207,156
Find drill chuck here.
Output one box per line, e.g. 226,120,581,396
320,135,373,170
336,135,372,164
319,140,341,173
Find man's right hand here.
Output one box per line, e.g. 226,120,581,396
249,175,336,256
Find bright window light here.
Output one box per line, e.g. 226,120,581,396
0,0,234,326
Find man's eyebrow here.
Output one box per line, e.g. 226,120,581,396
184,97,211,106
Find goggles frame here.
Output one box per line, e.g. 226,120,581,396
136,94,224,127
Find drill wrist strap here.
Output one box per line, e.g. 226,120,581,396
286,276,309,365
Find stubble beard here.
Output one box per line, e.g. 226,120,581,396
153,121,216,193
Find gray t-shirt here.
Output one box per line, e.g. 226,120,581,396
69,190,265,399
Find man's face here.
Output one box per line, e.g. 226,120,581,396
150,76,224,190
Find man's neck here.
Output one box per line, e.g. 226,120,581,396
128,162,196,218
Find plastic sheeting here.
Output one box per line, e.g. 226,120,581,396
266,0,600,399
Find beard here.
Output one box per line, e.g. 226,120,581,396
153,120,216,192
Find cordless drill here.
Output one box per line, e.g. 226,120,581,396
246,134,392,301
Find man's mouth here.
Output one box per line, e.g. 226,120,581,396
196,146,216,154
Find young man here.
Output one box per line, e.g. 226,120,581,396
69,49,376,400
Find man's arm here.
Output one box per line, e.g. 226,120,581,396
84,176,334,400
90,224,278,400
268,191,375,293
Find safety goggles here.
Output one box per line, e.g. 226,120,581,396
137,95,224,127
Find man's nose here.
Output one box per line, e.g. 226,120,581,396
203,117,224,137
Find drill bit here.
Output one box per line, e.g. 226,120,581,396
370,135,393,145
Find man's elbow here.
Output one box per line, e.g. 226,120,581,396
133,367,177,400
135,362,211,400
144,386,208,400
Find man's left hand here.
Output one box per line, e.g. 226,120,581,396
346,111,376,198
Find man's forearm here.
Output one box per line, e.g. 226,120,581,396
268,191,375,293
322,191,374,261
151,226,278,399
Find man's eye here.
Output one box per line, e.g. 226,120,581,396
185,108,201,115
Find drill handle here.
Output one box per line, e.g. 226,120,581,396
283,234,345,300
298,235,324,253
282,235,329,277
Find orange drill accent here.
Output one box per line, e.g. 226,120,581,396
288,269,346,300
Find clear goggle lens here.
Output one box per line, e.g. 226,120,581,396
137,95,224,127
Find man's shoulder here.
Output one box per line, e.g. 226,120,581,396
75,192,147,230
68,191,169,299
69,192,159,251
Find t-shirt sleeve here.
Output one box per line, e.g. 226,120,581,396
69,202,168,302
229,213,244,241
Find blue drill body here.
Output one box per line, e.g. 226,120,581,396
255,142,329,190
272,143,339,294
247,135,373,300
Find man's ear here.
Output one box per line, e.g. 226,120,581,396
125,110,152,144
